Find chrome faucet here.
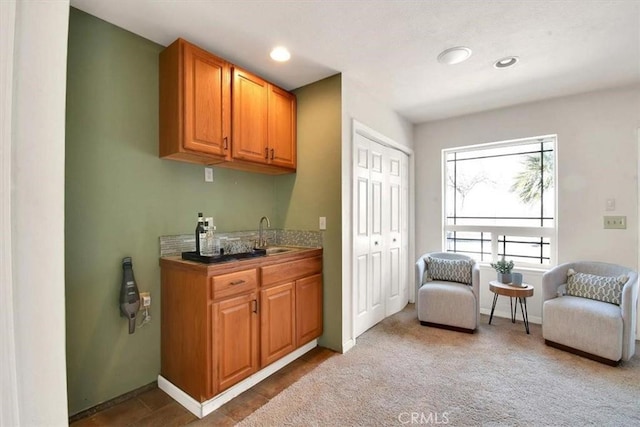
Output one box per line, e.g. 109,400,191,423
258,216,271,248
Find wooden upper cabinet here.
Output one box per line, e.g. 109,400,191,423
268,85,297,170
232,68,269,164
160,38,296,173
231,67,297,172
159,38,231,164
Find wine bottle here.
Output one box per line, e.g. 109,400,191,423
195,212,204,254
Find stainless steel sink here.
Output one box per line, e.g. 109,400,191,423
265,247,297,255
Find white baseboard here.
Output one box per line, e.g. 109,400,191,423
157,376,202,418
158,339,317,419
480,308,542,325
341,338,355,353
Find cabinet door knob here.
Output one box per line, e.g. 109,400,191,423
270,148,274,160
252,299,258,313
374,241,379,246
223,137,228,150
265,147,269,159
393,238,397,242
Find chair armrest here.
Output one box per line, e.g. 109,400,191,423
620,272,638,329
471,262,480,300
620,271,638,360
415,256,427,298
542,263,572,302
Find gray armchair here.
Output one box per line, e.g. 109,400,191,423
415,252,480,333
542,261,638,365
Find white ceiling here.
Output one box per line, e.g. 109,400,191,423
70,0,640,123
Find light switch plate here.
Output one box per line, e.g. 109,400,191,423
319,216,327,230
604,216,626,229
605,198,615,211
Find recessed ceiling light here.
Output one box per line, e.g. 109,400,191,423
270,46,291,62
437,46,472,65
494,56,519,69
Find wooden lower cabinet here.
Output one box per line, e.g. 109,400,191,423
160,251,322,403
260,282,296,367
214,291,259,392
296,274,323,346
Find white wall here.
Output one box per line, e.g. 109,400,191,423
414,85,640,327
341,75,414,351
8,0,70,424
1,1,19,424
415,85,639,267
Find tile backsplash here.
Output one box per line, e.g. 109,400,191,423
159,229,323,257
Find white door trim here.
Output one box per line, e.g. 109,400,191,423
637,127,640,340
350,119,415,344
0,1,19,424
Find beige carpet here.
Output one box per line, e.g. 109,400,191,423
239,304,640,426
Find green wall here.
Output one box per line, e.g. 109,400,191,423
66,8,344,415
65,9,280,414
279,75,343,351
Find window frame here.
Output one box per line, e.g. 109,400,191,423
441,135,558,270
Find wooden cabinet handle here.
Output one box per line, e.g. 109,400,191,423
223,137,228,150
229,280,245,286
265,147,269,159
270,148,274,160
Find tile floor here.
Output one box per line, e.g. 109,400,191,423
70,346,336,426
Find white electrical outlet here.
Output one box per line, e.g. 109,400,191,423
139,292,151,310
603,216,626,229
319,216,327,230
204,167,214,182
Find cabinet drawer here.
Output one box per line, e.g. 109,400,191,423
211,269,257,299
261,256,322,287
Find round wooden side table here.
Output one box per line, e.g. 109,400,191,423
488,280,534,334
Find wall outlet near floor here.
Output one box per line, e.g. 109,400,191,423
603,215,626,229
139,292,151,310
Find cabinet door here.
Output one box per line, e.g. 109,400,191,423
260,282,296,367
232,68,268,164
296,274,323,346
268,85,296,170
214,292,258,392
182,41,230,158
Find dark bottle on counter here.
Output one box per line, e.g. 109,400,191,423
195,212,204,254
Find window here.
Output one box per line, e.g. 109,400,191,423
443,136,556,267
